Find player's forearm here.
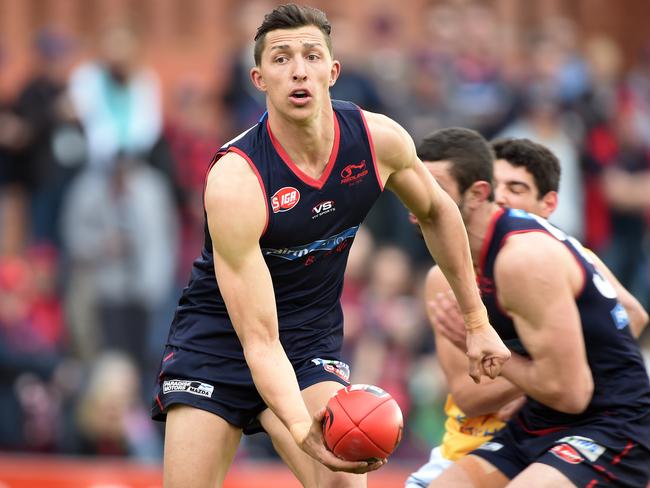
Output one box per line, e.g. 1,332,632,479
419,202,483,319
243,339,312,437
452,377,522,418
500,352,593,414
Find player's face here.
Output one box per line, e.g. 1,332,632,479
494,159,552,218
251,26,340,122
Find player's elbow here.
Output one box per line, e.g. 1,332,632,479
550,375,594,414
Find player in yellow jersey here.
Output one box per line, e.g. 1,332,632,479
406,136,648,488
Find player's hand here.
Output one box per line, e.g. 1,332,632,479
429,290,467,352
291,408,386,474
465,322,511,383
496,396,526,421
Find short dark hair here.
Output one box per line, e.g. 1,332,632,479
490,138,560,197
417,127,494,199
254,4,332,66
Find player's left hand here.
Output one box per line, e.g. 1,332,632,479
292,408,387,474
465,322,511,383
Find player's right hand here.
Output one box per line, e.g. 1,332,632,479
466,322,511,383
291,408,386,474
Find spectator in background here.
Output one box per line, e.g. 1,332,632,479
69,25,162,169
221,0,272,135
61,154,178,371
71,351,162,460
0,44,31,258
13,28,86,248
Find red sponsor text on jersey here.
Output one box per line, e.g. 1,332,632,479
271,187,300,213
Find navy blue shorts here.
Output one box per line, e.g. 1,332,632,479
151,345,350,434
470,417,650,487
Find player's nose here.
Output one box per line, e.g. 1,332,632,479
292,59,307,81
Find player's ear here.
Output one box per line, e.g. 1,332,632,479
329,59,341,87
466,180,492,207
540,190,558,216
250,66,267,93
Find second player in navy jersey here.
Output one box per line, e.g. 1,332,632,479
421,128,650,488
152,5,510,488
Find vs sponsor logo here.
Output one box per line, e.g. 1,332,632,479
271,186,300,213
312,200,335,219
340,161,368,185
162,379,214,398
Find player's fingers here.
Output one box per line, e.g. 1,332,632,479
484,356,501,379
467,356,481,384
313,406,326,421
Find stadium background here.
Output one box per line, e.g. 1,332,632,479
0,0,649,486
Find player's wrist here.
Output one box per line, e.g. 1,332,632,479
289,421,311,446
463,306,490,331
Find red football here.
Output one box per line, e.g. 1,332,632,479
322,384,403,461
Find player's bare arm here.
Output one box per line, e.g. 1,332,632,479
589,251,648,337
426,266,523,417
496,232,594,414
363,111,510,382
205,152,377,474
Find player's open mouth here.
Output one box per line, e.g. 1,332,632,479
289,89,312,104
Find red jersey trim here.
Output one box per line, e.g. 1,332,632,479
204,148,270,238
266,112,341,190
359,109,384,191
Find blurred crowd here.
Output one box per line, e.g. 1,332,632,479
0,0,649,464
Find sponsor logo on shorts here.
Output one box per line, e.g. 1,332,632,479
550,444,583,464
477,441,504,452
162,379,214,398
558,436,605,462
271,187,300,213
311,358,350,382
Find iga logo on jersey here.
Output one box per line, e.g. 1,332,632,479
271,187,300,213
312,200,335,219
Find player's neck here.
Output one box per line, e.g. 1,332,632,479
466,203,501,267
267,103,336,177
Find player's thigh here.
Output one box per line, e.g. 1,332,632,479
163,404,242,488
507,462,575,488
428,455,509,488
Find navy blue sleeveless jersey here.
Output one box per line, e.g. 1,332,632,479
167,100,382,370
478,208,650,449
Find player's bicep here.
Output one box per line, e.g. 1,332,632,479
496,238,587,371
205,154,277,345
364,111,445,220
